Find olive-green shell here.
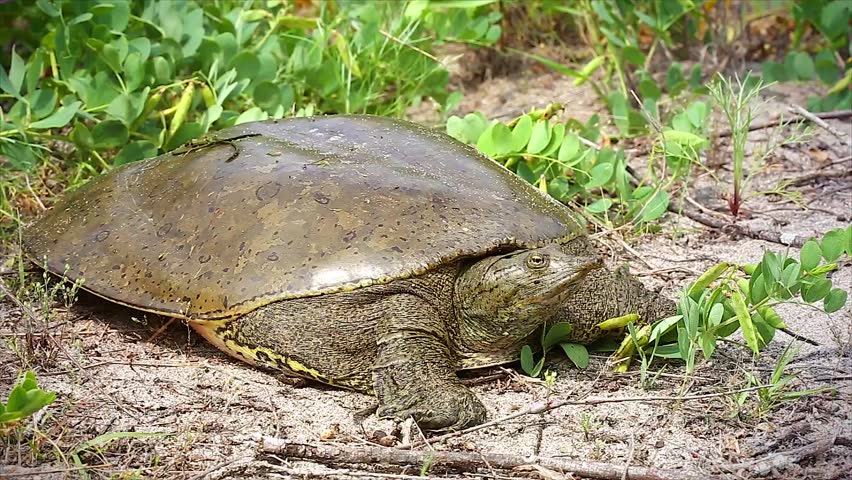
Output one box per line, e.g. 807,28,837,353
24,115,584,319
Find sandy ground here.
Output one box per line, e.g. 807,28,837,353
1,65,851,479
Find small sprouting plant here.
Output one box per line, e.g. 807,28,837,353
0,370,56,432
520,322,589,377
730,344,833,419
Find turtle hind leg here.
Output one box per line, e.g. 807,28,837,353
191,295,377,392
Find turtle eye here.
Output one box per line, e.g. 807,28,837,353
526,253,549,270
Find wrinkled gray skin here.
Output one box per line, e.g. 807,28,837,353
554,236,677,343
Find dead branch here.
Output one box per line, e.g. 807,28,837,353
672,203,807,248
788,105,851,146
716,109,852,138
720,431,839,476
785,168,852,188
261,440,718,480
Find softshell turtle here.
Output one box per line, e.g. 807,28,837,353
24,115,672,430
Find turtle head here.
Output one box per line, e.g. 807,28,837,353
454,244,602,354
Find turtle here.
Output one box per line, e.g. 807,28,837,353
23,115,673,431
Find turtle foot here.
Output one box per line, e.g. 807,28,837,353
376,386,486,431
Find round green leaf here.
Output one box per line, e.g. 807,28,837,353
92,119,129,148
641,190,669,222
488,122,514,156
557,134,581,164
511,114,532,151
584,162,614,189
560,343,589,369
800,240,822,271
113,141,158,166
229,51,261,80
802,278,832,303
543,322,573,350
792,52,815,80
541,124,565,157
152,57,172,84
824,288,848,313
585,198,612,214
527,120,551,154
820,229,844,261
253,81,282,112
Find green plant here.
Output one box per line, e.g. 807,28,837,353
520,322,589,377
644,226,850,374
0,370,56,431
707,73,769,216
518,0,704,137
447,103,709,228
730,344,833,419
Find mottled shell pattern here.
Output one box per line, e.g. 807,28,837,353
24,115,585,319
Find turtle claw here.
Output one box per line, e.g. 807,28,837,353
377,387,487,431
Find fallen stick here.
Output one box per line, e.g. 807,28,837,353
261,440,719,480
719,431,839,476
788,105,851,145
716,109,852,138
672,203,807,248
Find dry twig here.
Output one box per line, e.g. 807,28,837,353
261,440,718,480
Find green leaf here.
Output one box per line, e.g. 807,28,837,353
71,121,94,151
649,315,682,344
758,306,786,329
824,288,848,313
36,0,60,17
802,278,832,303
114,141,158,166
640,190,669,222
101,43,122,73
557,134,581,164
478,122,513,157
585,198,612,214
28,89,58,120
560,343,589,369
229,51,261,80
584,162,614,189
235,107,268,125
124,52,145,92
622,46,645,67
527,120,551,154
731,291,760,355
93,119,129,149
511,115,533,151
821,229,845,261
29,102,81,130
543,322,573,350
707,302,724,328
800,240,822,271
8,47,25,97
662,130,707,147
791,52,815,80
520,345,535,376
152,57,172,85
253,81,282,112
814,50,840,84
699,331,716,359
106,89,148,127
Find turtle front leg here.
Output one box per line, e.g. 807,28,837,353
372,294,486,431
